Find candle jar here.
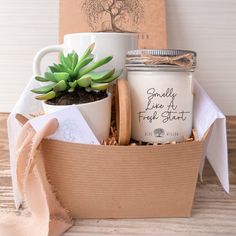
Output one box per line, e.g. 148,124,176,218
125,49,197,143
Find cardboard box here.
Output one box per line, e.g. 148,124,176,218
59,0,167,49
42,139,203,218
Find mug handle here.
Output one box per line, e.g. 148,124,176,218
33,44,64,75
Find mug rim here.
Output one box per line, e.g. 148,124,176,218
64,32,138,39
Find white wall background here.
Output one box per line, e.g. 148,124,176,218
0,0,59,111
166,0,236,115
0,0,236,114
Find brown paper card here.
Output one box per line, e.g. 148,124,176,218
59,0,167,48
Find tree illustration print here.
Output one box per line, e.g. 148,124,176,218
81,0,144,32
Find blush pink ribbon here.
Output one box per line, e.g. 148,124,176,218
0,116,73,236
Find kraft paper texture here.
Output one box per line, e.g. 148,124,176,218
59,0,167,49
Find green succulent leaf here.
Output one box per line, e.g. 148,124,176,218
49,66,58,73
68,88,75,93
71,52,79,70
80,43,95,62
52,63,63,72
90,82,109,91
97,69,123,83
89,68,115,82
53,72,70,82
35,91,56,100
69,81,77,88
60,53,72,69
57,64,73,75
31,83,55,94
53,80,68,92
35,76,50,82
77,75,91,88
68,52,73,61
44,72,57,82
79,56,113,77
73,57,93,77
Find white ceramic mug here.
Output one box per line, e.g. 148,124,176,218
33,32,138,75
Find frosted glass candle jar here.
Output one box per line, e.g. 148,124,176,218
126,49,197,143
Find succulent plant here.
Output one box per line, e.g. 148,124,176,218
31,43,122,101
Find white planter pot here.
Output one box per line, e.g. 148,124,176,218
43,93,112,142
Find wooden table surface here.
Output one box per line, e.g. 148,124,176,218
0,113,236,236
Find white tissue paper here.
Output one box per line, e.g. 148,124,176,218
7,77,229,208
